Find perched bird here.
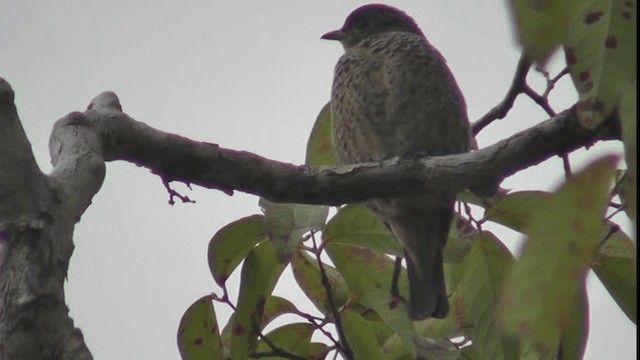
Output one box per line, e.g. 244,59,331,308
322,4,471,320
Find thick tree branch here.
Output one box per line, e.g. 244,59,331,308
49,91,619,207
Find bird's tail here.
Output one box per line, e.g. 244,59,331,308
382,199,453,320
405,246,448,320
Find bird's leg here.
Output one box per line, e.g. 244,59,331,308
390,256,405,302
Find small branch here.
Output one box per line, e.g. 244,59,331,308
542,67,570,98
291,309,340,345
162,178,196,205
472,54,531,135
311,232,353,360
599,224,620,247
561,154,572,179
523,85,556,117
211,285,236,311
252,331,308,360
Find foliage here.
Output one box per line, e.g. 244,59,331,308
178,4,636,359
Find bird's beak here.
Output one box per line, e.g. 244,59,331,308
321,29,344,41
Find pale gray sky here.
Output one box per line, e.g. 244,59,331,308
1,1,635,359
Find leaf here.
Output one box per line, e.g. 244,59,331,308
291,248,348,316
230,242,288,359
413,336,461,360
308,342,331,360
254,323,315,359
619,81,637,225
447,232,519,360
508,0,575,61
565,0,637,128
259,198,329,261
499,156,618,357
593,227,637,323
323,204,403,257
341,308,386,360
262,296,298,328
325,243,415,356
208,215,266,286
560,285,589,360
484,191,552,233
306,101,337,166
177,295,223,360
324,243,408,299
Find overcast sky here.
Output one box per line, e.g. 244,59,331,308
1,1,635,359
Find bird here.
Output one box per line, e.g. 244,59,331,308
322,4,471,320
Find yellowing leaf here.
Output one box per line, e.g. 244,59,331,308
508,0,576,61
208,215,266,286
177,295,222,360
449,232,518,360
230,242,288,359
291,248,348,316
306,102,337,166
593,227,637,323
323,204,403,256
499,156,618,357
565,0,637,127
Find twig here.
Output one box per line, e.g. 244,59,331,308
599,224,620,247
472,53,532,135
542,67,570,98
161,178,195,205
211,285,236,310
390,257,404,299
463,202,483,231
253,330,308,360
291,309,341,346
311,232,353,360
522,85,556,117
561,154,572,179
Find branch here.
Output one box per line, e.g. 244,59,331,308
47,91,619,207
472,54,531,135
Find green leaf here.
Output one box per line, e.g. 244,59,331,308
262,296,298,328
291,248,348,316
306,102,337,166
593,227,637,323
560,285,589,360
508,0,575,61
254,323,315,359
323,204,403,256
259,198,329,261
230,242,288,359
484,191,552,233
499,156,618,357
341,308,386,360
325,243,408,299
325,243,415,356
308,342,331,360
413,336,462,360
177,295,223,360
619,81,637,225
448,232,518,360
565,0,637,128
208,215,266,286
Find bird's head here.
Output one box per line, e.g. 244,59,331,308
321,4,424,49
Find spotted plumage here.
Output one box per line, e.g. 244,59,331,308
323,4,471,320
